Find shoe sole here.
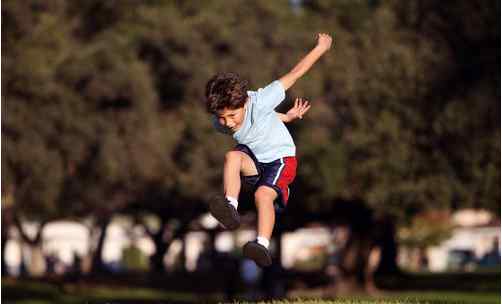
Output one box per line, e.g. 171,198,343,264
243,242,272,267
209,196,240,230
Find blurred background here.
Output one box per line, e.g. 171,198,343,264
1,0,500,303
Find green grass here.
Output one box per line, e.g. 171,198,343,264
383,291,500,304
273,291,500,304
350,291,499,304
2,279,209,303
2,279,500,304
237,293,501,304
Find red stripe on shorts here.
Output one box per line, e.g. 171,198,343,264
275,156,297,205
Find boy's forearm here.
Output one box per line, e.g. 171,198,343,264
291,45,326,79
280,45,327,90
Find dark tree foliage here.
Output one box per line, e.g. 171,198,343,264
2,0,499,285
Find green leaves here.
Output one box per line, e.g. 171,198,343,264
2,0,499,228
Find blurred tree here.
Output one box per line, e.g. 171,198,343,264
1,187,15,276
281,0,499,293
3,0,88,275
398,210,453,271
1,0,498,294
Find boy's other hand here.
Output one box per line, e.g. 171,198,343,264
316,33,333,52
286,98,311,122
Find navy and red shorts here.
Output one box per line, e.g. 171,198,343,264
233,144,297,212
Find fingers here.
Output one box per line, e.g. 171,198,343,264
318,33,332,39
299,98,310,109
294,98,310,119
299,104,310,119
317,33,333,49
300,104,312,116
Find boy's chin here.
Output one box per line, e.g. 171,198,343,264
223,127,236,133
229,126,241,133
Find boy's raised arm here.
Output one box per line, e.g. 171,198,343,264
279,33,333,91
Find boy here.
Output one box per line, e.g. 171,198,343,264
205,33,333,267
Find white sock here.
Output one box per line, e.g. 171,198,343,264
256,236,270,249
226,196,238,210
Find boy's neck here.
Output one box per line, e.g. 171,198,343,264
233,98,249,134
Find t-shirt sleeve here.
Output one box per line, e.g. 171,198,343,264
255,80,286,112
211,115,231,134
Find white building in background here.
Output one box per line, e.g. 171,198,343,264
4,213,257,275
426,209,500,272
281,226,332,268
6,209,498,275
39,221,89,264
4,218,155,275
5,221,89,275
5,213,331,274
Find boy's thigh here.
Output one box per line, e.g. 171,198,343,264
232,145,260,177
256,157,297,212
237,151,259,177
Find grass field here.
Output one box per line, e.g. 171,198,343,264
2,280,500,304
282,291,501,304
242,297,500,304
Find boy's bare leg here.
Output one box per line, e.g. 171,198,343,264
223,151,258,199
254,186,278,240
243,185,277,267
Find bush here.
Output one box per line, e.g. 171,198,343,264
121,245,149,272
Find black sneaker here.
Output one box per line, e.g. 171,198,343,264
243,241,272,267
209,195,240,230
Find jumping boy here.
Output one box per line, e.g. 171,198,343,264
205,33,333,267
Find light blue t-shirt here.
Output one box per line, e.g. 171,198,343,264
213,80,296,163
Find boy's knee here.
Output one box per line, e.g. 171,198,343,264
255,186,277,203
225,150,242,162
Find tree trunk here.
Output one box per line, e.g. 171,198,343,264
418,246,429,271
322,201,377,296
2,188,15,277
149,221,168,273
365,246,382,294
90,217,111,274
325,210,402,297
1,207,13,277
1,228,8,276
14,217,46,277
374,216,400,275
26,243,46,277
332,232,373,295
146,218,190,274
410,247,421,271
19,245,28,278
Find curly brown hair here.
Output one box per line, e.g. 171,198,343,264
205,72,248,114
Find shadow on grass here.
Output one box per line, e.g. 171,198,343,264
2,278,209,304
2,270,500,304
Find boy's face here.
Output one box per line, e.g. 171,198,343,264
216,106,246,133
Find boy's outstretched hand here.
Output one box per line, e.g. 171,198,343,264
285,98,311,122
316,33,333,53
278,32,333,91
